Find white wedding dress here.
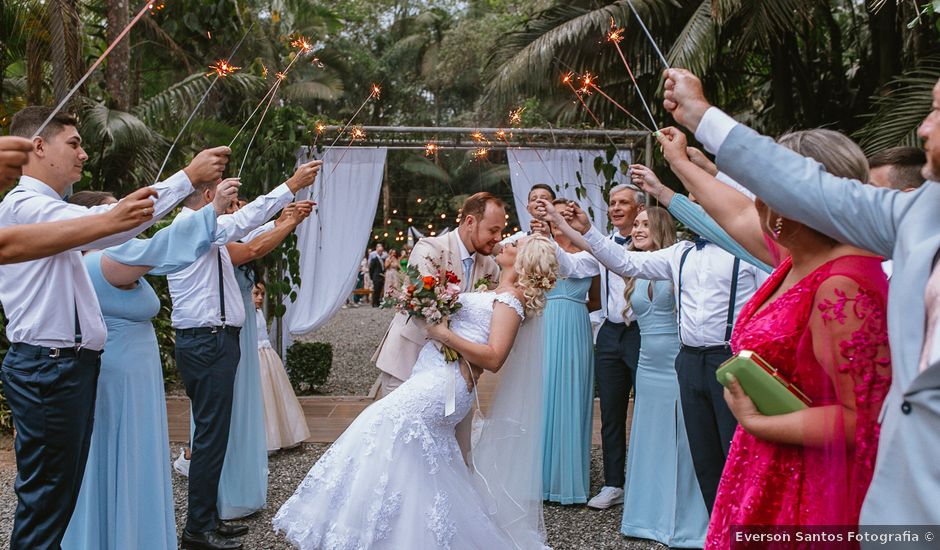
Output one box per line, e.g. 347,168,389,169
273,291,547,550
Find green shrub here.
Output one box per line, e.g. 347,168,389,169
286,341,333,395
0,310,11,433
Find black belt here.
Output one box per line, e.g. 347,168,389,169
9,343,102,360
680,344,731,354
176,326,241,337
603,319,640,331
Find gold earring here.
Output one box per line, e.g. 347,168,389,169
773,217,784,238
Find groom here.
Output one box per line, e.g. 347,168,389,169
373,192,504,399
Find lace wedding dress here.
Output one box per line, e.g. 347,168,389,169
274,291,543,549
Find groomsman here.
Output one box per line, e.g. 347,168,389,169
369,243,387,307
0,136,162,264
661,67,940,527
503,183,555,244
547,197,768,513
169,160,321,550
552,183,643,510
0,106,229,550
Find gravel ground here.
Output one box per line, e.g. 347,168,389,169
294,304,396,396
0,444,665,549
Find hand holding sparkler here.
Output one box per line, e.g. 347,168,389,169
286,160,324,194
277,200,315,229
212,178,241,215
655,127,692,166
629,164,674,206
182,146,232,186
107,187,160,230
662,69,711,132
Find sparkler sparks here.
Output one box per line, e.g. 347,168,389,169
579,73,652,133
472,147,489,161
509,107,525,126
370,84,382,99
425,143,439,157
206,60,240,78
349,127,367,141
607,17,624,44
148,1,165,15
290,36,314,53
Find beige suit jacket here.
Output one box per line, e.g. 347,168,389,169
372,230,500,382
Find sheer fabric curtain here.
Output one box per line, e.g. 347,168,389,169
279,146,387,347
507,148,632,230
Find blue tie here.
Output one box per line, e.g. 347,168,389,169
462,257,474,289
614,235,628,245
694,236,710,250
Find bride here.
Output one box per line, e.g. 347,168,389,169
273,235,558,549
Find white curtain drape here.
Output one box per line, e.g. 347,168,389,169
507,148,632,231
281,146,387,342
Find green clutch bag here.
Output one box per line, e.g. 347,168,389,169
716,350,811,416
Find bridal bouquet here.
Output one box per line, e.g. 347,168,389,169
382,259,463,361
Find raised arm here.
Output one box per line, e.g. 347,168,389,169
0,187,156,264
663,69,902,258
426,298,524,372
214,161,321,244
227,201,313,266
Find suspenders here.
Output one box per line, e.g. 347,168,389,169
677,245,741,346
217,249,227,326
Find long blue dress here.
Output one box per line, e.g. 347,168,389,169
620,279,708,547
63,206,218,550
540,276,594,504
215,266,268,519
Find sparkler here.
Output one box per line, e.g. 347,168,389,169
606,18,659,132
562,71,606,130
229,35,317,147
326,126,367,177
580,72,652,133
494,127,533,186
425,142,439,158
32,0,160,139
153,23,253,182
623,1,670,69
323,84,381,152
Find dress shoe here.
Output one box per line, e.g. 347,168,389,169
216,522,249,538
181,529,243,550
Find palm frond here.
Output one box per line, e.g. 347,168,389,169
668,0,717,75
855,59,940,155
402,156,454,184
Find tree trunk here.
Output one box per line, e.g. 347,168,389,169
48,0,69,102
868,0,901,87
769,39,794,131
106,0,131,111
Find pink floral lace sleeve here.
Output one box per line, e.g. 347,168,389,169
808,274,891,510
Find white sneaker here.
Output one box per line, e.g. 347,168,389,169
173,447,190,477
586,486,624,509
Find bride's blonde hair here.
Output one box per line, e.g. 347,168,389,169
514,234,559,316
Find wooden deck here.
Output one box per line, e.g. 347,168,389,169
167,373,624,445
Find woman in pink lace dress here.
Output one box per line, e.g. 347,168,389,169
651,132,893,549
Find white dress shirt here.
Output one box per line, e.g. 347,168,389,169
582,226,768,347
556,234,635,324
0,172,194,350
168,183,294,329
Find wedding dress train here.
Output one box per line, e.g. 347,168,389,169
273,291,547,549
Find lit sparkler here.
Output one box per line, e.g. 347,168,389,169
561,71,606,130
33,0,160,138
605,18,659,131
425,142,439,157
509,107,525,126
153,22,254,182
472,147,489,161
580,73,652,133
623,2,670,69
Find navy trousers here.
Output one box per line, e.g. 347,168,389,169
176,328,241,534
675,345,738,513
2,344,101,550
594,320,641,488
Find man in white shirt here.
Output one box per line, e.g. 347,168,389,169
0,106,229,550
553,183,644,509
169,160,321,550
550,197,768,514
502,183,554,245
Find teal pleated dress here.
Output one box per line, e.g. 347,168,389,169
540,276,594,504
215,266,269,519
64,206,218,550
620,279,708,547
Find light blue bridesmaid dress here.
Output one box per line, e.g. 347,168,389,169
540,276,594,504
215,266,268,519
620,278,708,547
64,206,217,550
